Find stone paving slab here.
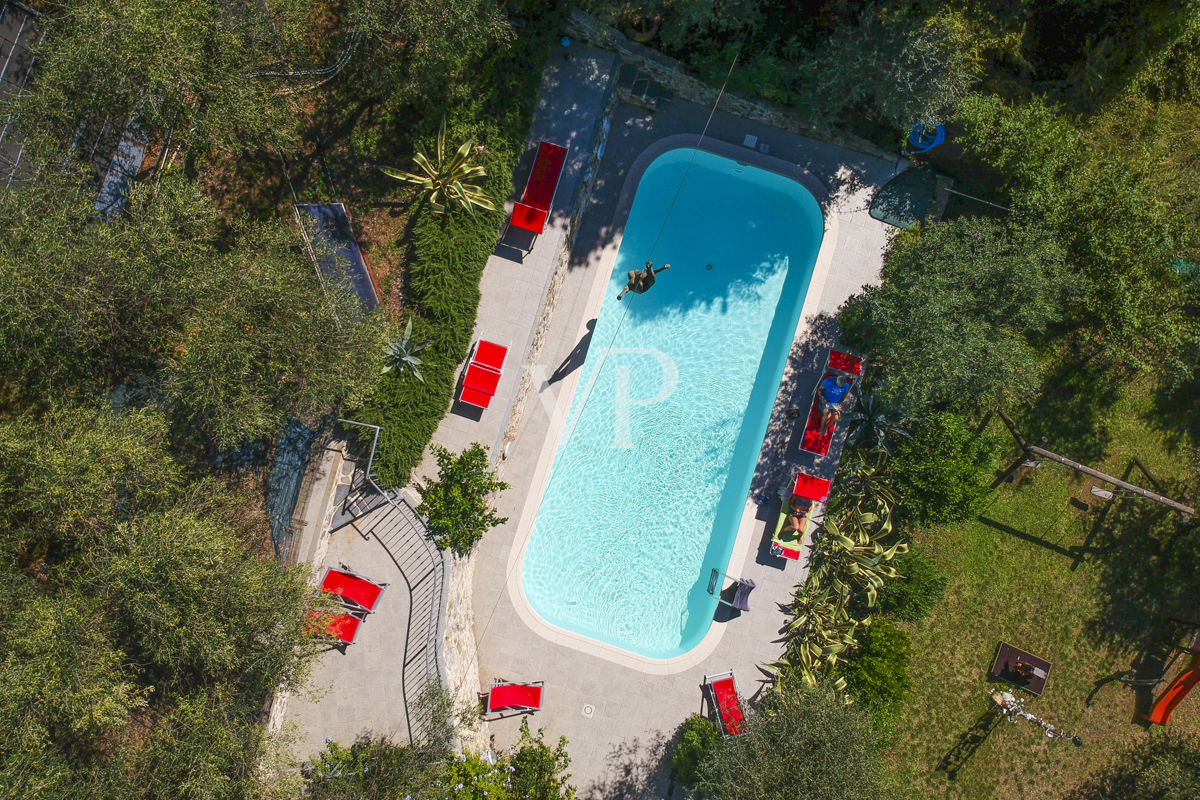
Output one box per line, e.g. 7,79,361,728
472,82,901,796
278,521,414,762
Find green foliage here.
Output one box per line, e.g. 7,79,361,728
1067,732,1200,800
305,718,573,800
670,714,720,786
845,394,912,455
891,412,1000,525
835,618,912,728
380,117,501,214
355,137,512,486
695,682,882,800
875,549,946,622
382,318,428,382
507,719,575,800
2,0,308,161
792,11,977,128
956,95,1199,378
0,409,313,797
417,444,509,556
0,170,385,448
839,216,1069,413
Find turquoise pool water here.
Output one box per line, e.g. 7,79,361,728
521,148,824,658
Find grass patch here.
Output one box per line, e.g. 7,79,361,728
886,382,1200,798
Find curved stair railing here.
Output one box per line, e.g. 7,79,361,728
338,419,447,745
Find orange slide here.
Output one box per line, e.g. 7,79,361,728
1148,653,1200,725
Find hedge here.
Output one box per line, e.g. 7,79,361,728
352,23,553,487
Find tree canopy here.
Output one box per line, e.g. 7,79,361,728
695,683,883,800
840,216,1069,412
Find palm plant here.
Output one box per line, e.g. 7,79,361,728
381,319,427,382
379,117,500,214
845,394,912,454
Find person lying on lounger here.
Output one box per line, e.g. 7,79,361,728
617,261,670,300
781,497,812,535
818,374,851,434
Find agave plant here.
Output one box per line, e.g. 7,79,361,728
381,319,427,382
845,393,912,454
379,116,500,214
827,448,898,520
811,510,908,609
773,576,856,698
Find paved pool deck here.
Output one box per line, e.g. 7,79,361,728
464,46,903,798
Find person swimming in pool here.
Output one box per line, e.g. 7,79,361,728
617,261,670,300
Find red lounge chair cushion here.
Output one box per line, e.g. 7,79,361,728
712,678,745,735
521,143,568,209
459,385,493,408
800,371,838,455
829,349,863,376
776,545,802,560
488,683,543,712
463,363,501,396
792,472,832,503
510,201,548,234
474,340,508,371
320,568,383,611
306,610,361,644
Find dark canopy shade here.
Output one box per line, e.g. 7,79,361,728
295,203,379,311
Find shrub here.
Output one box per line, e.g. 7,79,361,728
891,411,1000,524
671,714,720,786
836,618,912,728
417,444,509,556
876,549,946,622
695,682,882,800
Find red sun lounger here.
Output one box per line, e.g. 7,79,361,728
458,339,509,409
305,609,364,646
799,349,864,456
771,471,833,560
319,566,388,614
705,670,748,738
507,142,568,246
486,680,544,714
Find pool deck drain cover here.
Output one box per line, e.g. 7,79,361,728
582,703,595,718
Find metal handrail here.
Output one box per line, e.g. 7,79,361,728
337,418,447,743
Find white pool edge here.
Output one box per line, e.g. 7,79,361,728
503,134,843,675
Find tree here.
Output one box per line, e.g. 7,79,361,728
670,715,719,787
790,12,977,127
840,217,1069,412
1067,733,1200,800
890,411,1000,525
3,0,317,162
695,682,883,800
0,170,385,446
0,408,314,797
418,444,509,556
957,95,1199,377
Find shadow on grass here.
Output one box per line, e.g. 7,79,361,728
1084,492,1200,656
934,705,1004,781
1019,353,1122,465
978,516,1078,560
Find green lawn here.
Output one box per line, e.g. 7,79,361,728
887,383,1200,799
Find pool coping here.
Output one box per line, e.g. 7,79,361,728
502,133,843,675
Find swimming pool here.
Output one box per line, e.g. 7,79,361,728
521,147,825,659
